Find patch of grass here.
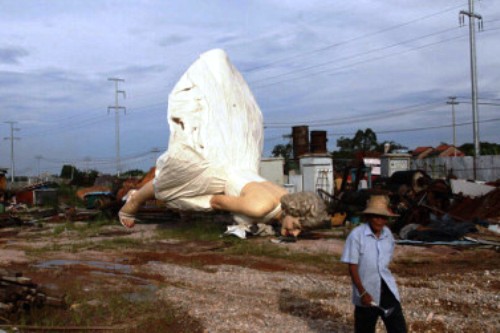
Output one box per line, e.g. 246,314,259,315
25,243,64,256
63,237,144,253
12,284,203,332
224,239,287,256
224,240,336,269
155,217,339,270
52,218,115,238
92,237,143,250
26,237,143,257
155,217,225,242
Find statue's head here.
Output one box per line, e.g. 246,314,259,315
280,192,329,236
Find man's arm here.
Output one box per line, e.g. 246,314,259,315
348,263,373,306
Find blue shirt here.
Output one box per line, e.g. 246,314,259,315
341,223,401,306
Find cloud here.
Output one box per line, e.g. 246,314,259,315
1,1,499,176
158,34,191,47
214,33,238,44
104,64,168,78
0,47,29,64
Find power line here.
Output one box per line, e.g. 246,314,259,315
16,19,500,140
22,101,166,139
323,116,500,138
253,33,469,89
18,5,466,129
244,3,466,73
251,25,461,85
251,21,499,89
264,100,444,128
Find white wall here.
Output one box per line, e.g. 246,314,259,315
412,155,500,181
259,158,285,185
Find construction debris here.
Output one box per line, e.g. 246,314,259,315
325,168,500,245
0,268,66,320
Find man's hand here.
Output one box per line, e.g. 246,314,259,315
348,264,374,307
361,292,373,306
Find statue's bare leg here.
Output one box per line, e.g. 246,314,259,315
118,180,155,228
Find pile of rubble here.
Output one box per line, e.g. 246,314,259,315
0,167,169,229
327,170,500,245
0,268,65,320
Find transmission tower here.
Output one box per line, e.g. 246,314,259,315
35,155,43,179
108,78,126,176
446,97,459,156
459,0,483,178
4,121,20,182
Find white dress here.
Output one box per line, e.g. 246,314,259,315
154,49,265,211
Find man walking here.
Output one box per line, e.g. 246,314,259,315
341,195,407,333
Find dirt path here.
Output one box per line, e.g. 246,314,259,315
0,221,498,332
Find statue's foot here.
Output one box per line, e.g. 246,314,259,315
119,190,139,228
118,211,137,228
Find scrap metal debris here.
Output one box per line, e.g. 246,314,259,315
0,268,65,321
324,168,500,245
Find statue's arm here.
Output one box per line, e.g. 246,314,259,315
210,193,272,218
210,194,240,212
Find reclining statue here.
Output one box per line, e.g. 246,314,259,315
118,49,328,237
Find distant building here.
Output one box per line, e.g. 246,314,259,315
433,144,465,157
411,145,464,159
411,146,433,159
0,168,7,193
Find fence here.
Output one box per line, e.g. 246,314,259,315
412,155,500,182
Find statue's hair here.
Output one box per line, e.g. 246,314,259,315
280,192,329,230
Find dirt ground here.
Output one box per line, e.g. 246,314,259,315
0,217,499,333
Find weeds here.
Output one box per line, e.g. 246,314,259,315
221,239,336,270
52,218,115,238
12,284,202,332
56,184,83,207
155,217,224,242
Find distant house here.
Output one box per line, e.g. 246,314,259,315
432,144,465,157
412,145,464,159
0,168,8,192
411,146,433,159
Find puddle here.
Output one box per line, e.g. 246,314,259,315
123,284,158,302
34,259,132,274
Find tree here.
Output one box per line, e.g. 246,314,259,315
376,140,406,153
59,165,98,186
459,142,500,156
271,143,294,174
121,169,145,178
272,143,292,159
60,165,77,180
336,128,379,153
353,128,378,152
336,136,354,152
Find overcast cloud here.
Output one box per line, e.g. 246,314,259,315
0,0,499,175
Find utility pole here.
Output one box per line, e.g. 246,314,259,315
35,155,42,179
108,78,126,176
83,156,91,172
459,0,483,178
4,121,20,183
150,147,161,163
446,97,459,157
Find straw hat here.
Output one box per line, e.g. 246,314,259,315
362,195,399,217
